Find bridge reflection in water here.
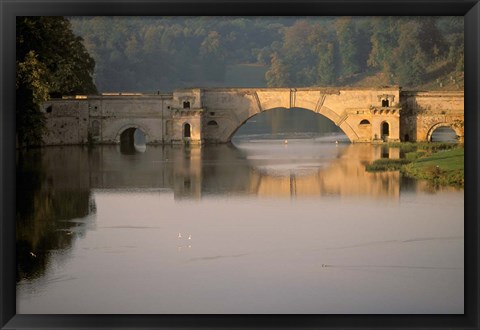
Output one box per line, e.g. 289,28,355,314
22,141,443,203
235,141,401,199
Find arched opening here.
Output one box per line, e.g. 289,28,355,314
381,121,389,140
430,126,457,142
184,123,191,138
120,127,146,154
231,107,347,143
207,120,218,127
358,119,372,141
183,101,190,109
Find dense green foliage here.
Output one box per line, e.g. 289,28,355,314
268,17,461,88
70,17,291,91
365,158,411,172
16,17,97,147
70,16,463,92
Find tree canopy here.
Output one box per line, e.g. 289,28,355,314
16,16,97,147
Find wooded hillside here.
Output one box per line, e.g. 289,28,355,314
70,16,464,92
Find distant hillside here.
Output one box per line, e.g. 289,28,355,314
225,62,463,91
70,16,463,92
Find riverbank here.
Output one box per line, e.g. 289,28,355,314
366,142,464,188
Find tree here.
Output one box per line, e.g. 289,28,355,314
308,24,340,86
415,17,448,62
265,52,291,87
335,17,361,78
443,17,464,72
200,31,226,81
392,21,427,87
367,17,399,81
316,42,338,85
282,21,317,86
16,17,97,146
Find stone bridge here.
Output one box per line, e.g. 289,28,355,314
41,87,464,145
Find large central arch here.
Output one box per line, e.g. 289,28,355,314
228,106,350,141
200,88,402,143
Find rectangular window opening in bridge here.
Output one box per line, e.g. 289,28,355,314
382,99,389,107
183,101,190,109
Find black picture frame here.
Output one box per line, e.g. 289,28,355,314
1,1,479,329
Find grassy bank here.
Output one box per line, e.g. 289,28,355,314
366,143,464,188
402,148,464,187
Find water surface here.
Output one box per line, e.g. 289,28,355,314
16,138,464,314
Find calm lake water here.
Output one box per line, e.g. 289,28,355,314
16,136,464,314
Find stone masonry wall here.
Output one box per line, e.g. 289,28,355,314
42,99,89,145
400,91,464,142
40,88,463,146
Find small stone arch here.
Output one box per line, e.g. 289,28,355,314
426,122,461,142
207,120,219,127
115,124,150,144
357,119,372,141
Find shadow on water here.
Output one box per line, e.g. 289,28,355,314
16,148,96,282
